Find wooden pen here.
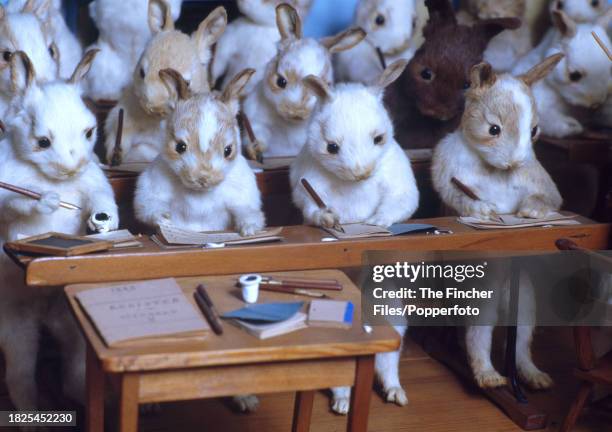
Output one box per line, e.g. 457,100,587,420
194,284,224,335
300,178,345,233
260,277,343,291
0,181,81,211
260,284,328,299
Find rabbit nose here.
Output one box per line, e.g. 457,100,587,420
352,165,373,181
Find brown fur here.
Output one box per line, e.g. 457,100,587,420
384,0,520,149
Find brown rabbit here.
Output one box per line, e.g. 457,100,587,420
385,0,520,149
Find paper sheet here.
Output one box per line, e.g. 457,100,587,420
157,223,283,246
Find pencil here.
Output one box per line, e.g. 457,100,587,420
375,46,387,70
300,178,345,233
260,284,328,299
110,108,124,167
451,177,501,221
0,181,81,210
195,284,224,335
592,31,612,61
239,111,263,163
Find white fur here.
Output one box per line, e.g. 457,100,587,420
83,0,183,101
549,0,610,23
513,13,612,137
0,52,118,413
103,5,225,164
334,0,418,84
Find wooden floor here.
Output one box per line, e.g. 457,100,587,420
0,328,610,432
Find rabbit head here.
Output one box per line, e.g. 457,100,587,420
7,50,98,181
237,0,313,26
0,1,59,95
133,0,226,117
263,4,364,123
544,10,612,109
550,0,609,23
462,54,563,170
466,0,526,20
355,0,417,56
396,0,520,122
302,60,407,182
159,68,254,191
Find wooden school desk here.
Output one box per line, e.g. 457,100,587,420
7,215,610,288
65,270,400,432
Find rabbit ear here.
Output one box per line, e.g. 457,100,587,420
23,0,51,19
276,3,302,41
551,11,576,39
10,51,36,94
376,59,408,90
423,0,456,38
194,7,227,51
520,53,564,86
159,68,191,101
321,27,366,54
597,7,612,29
470,62,496,89
474,17,521,42
221,68,255,103
148,0,174,34
303,75,332,102
69,49,99,84
0,6,4,20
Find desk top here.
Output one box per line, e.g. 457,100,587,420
10,216,610,287
65,270,400,373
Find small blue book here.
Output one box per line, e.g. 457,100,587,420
308,300,354,329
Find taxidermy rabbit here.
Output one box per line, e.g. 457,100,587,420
103,1,226,165
0,1,59,118
212,0,313,92
241,4,365,159
549,0,610,23
385,0,520,149
7,0,81,79
432,56,564,389
134,68,264,237
290,60,417,413
0,50,118,414
83,0,183,102
458,0,532,72
334,0,419,85
513,10,612,137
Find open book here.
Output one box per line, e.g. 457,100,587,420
323,223,437,240
154,223,283,247
76,278,209,348
458,212,580,230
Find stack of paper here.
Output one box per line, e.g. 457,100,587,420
155,224,283,247
323,223,437,240
458,213,579,230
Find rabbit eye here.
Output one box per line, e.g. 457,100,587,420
224,145,232,158
373,134,385,145
85,127,95,139
327,142,340,154
531,125,539,138
2,51,11,62
463,81,471,90
592,0,600,7
489,125,501,136
569,71,583,82
140,67,145,79
175,140,187,154
420,68,434,81
38,137,51,149
276,74,287,89
375,14,385,26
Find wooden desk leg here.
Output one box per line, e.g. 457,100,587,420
347,355,375,432
119,374,139,432
292,390,315,432
86,344,104,432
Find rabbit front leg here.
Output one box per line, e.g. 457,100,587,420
517,194,558,219
83,172,120,233
4,192,60,218
229,203,265,236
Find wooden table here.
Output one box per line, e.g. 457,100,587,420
8,216,610,288
65,270,400,432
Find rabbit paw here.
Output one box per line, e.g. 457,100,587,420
465,201,498,220
517,199,555,219
87,212,117,233
366,215,394,228
35,192,60,214
556,117,583,137
312,208,340,229
245,140,265,163
232,394,259,412
519,368,553,390
331,396,350,415
237,221,262,237
385,386,409,406
474,370,507,389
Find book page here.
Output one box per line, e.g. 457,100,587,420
158,224,283,246
76,278,209,347
458,212,579,229
323,223,391,240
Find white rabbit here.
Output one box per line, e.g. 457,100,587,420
432,57,565,389
290,60,418,413
7,0,82,79
103,2,226,165
212,0,313,93
83,0,183,101
457,0,532,72
0,50,118,414
242,4,365,160
513,10,612,137
0,1,59,118
134,68,264,237
549,0,610,23
334,0,419,85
